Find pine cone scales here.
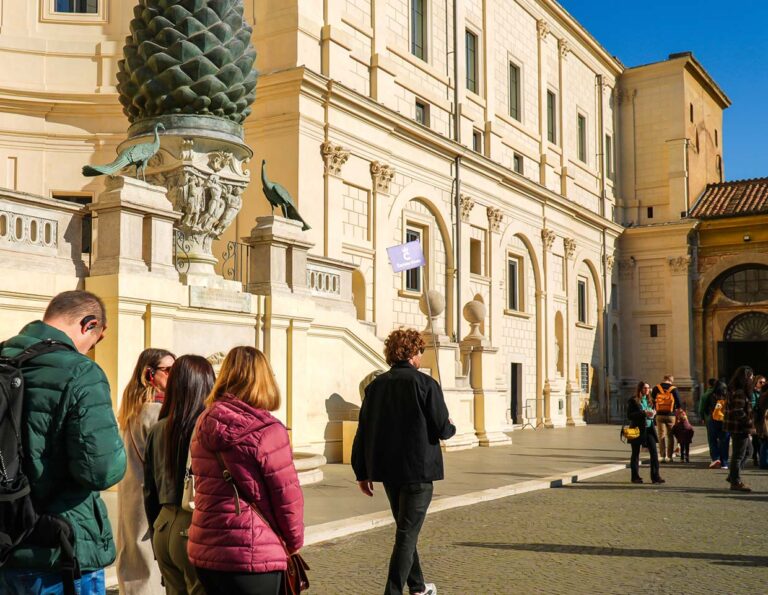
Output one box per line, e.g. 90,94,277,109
117,0,257,124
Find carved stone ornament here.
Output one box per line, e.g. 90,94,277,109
537,19,550,40
460,194,475,222
604,254,615,272
668,255,692,274
541,228,556,251
208,151,234,172
618,259,635,280
487,207,503,233
181,138,195,161
321,141,350,176
563,237,576,259
558,39,571,59
370,160,395,194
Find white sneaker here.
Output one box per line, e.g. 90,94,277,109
413,584,437,595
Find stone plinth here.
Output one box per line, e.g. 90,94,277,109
89,176,180,278
461,342,512,447
244,216,314,295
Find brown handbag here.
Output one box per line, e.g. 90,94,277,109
214,452,309,594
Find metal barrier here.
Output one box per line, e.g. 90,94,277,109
521,398,542,430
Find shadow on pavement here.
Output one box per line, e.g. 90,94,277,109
453,542,768,567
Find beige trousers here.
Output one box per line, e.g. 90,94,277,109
656,414,676,459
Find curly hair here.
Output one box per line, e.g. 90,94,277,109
384,328,425,365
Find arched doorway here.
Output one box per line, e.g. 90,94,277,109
719,312,768,380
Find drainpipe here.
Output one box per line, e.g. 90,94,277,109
597,74,610,422
453,0,461,342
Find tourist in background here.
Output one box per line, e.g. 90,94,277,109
750,375,765,466
144,355,214,595
756,382,768,469
117,348,176,595
352,328,456,595
652,375,681,462
672,409,694,463
703,381,730,469
627,381,663,484
724,366,755,492
188,347,304,595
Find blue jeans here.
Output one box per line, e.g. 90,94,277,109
0,568,105,595
707,419,730,465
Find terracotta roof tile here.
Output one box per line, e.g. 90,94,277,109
689,177,768,219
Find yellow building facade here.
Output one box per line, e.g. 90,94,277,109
0,0,746,458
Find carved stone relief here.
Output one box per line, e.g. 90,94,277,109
459,194,474,222
563,237,576,259
320,141,350,176
487,207,503,233
541,228,556,251
370,161,395,194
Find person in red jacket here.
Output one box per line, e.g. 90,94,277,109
187,346,304,595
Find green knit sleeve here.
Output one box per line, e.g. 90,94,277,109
64,361,127,491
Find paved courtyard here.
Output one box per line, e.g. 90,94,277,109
304,455,768,594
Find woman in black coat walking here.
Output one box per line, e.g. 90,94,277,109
627,381,664,484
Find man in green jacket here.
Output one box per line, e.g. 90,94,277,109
0,290,126,594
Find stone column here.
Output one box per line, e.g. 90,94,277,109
541,227,556,427
557,39,574,197
563,236,577,425
460,299,511,446
371,160,395,333
536,19,550,186
321,141,350,260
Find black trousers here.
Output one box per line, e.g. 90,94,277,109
728,433,753,485
383,482,434,595
630,428,660,482
195,567,282,595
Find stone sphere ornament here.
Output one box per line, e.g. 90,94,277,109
419,290,445,335
462,299,487,341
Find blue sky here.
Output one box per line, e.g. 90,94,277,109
557,0,767,181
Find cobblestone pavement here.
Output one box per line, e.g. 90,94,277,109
303,455,768,594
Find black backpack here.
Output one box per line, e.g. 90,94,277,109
0,339,80,594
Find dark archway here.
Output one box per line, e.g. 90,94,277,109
718,311,768,381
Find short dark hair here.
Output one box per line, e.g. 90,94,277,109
43,290,106,326
707,378,717,388
384,328,425,366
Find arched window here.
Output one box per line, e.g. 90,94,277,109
724,312,768,342
720,267,768,303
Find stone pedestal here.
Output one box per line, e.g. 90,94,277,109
89,176,180,278
461,342,512,447
244,216,314,295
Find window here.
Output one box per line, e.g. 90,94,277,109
52,193,92,253
513,153,524,174
716,155,723,182
650,324,658,338
410,0,427,61
647,206,654,219
415,100,429,126
55,0,98,12
466,30,478,94
721,267,768,303
611,283,618,311
580,363,589,393
577,279,587,323
509,62,521,121
605,134,614,179
547,91,557,143
507,258,520,311
470,238,482,275
472,129,482,153
715,129,719,147
405,227,422,292
689,103,694,123
577,114,587,162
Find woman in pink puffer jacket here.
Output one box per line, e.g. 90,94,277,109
188,346,304,595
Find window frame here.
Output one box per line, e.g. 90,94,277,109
577,112,587,163
43,0,107,23
410,0,428,62
577,278,588,324
415,99,430,126
513,152,524,175
605,133,614,179
506,255,524,312
472,129,483,154
508,61,521,121
547,90,557,144
465,29,479,94
404,226,424,293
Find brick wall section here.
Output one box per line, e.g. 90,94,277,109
639,264,665,305
342,183,370,243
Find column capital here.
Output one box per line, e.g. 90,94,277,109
321,141,350,177
541,228,556,251
460,194,475,222
486,207,503,233
370,160,395,194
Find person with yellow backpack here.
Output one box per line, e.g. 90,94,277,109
699,381,730,469
651,375,681,463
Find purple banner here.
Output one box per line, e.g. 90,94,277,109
386,240,426,273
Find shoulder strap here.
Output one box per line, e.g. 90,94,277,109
213,450,290,556
2,339,72,366
127,428,145,465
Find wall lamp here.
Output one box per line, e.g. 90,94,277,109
743,234,751,242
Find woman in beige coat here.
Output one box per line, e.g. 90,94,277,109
116,348,175,595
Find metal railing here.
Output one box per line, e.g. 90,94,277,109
173,229,191,274
222,240,250,289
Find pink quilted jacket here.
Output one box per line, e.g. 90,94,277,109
187,395,304,573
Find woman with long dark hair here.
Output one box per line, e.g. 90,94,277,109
724,365,756,492
117,348,175,595
144,355,215,594
626,381,663,484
